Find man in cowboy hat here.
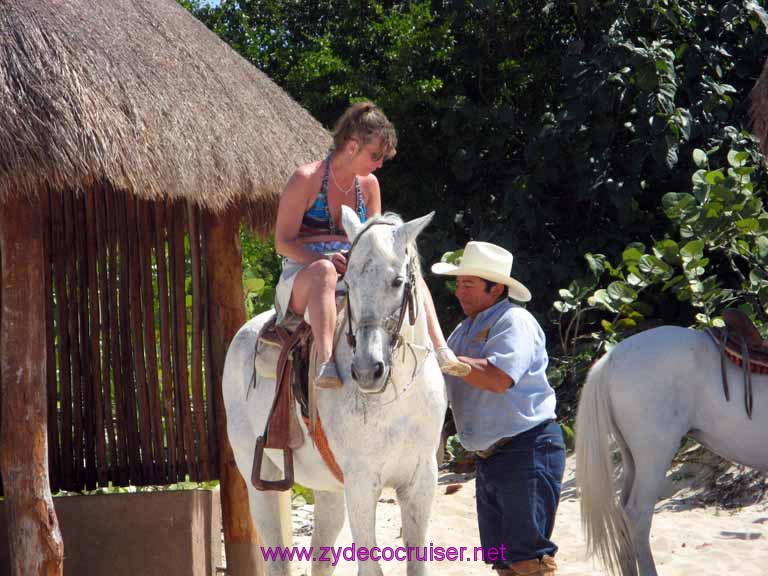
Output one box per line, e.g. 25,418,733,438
432,241,566,576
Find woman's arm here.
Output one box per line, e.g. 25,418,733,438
274,168,328,264
362,174,382,217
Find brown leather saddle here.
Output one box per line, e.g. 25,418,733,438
250,312,344,491
250,315,310,491
706,309,768,420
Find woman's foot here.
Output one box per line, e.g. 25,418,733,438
436,347,471,377
315,361,343,389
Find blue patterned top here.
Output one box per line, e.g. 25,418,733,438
300,154,367,237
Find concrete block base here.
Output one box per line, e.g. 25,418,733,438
0,488,222,576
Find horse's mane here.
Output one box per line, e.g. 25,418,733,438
358,212,424,283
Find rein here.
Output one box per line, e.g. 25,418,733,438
707,326,756,419
343,221,418,393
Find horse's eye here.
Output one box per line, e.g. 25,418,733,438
392,276,405,288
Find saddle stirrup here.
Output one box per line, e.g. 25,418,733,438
251,437,294,491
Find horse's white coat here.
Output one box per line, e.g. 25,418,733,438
223,209,447,576
576,325,768,576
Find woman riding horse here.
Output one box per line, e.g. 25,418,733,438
273,101,470,388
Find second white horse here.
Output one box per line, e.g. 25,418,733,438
576,325,768,576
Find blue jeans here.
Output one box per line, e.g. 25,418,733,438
474,419,566,567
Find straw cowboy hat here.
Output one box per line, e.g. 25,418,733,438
431,241,532,302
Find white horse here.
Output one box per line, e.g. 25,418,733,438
575,325,768,576
223,207,447,576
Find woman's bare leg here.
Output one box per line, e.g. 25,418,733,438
419,277,471,376
289,259,338,363
419,276,448,349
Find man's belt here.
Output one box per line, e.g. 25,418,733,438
474,436,515,459
473,420,556,459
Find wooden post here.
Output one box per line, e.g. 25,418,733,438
0,193,64,575
202,207,262,575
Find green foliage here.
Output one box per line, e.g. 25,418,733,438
444,434,473,471
186,0,768,318
176,0,202,10
181,0,768,421
240,230,282,318
60,479,220,496
552,150,768,406
292,483,315,506
515,0,768,302
560,423,575,452
434,247,463,295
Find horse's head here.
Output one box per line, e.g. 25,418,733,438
341,206,434,394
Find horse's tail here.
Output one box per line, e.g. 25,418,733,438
575,351,637,576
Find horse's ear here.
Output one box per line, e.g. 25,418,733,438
341,205,364,241
395,211,434,250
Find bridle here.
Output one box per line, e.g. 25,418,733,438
344,221,418,364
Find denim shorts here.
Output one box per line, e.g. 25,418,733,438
274,257,307,324
474,419,566,566
274,251,349,325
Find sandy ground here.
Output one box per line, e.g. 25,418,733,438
287,455,767,576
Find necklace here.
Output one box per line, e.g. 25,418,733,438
330,163,355,196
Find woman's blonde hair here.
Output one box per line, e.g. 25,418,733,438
332,101,397,160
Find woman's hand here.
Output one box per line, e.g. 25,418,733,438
327,252,347,274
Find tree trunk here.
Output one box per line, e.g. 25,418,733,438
202,207,263,575
0,193,63,575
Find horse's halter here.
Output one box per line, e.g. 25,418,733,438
344,222,418,367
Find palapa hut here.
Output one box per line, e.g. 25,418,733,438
0,0,329,573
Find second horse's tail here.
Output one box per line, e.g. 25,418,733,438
575,352,637,576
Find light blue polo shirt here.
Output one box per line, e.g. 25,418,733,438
445,299,557,451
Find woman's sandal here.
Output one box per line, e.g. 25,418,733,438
315,360,343,389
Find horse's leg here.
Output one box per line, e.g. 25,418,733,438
344,477,384,576
623,440,679,576
616,429,635,508
310,490,346,576
396,461,437,576
245,457,294,576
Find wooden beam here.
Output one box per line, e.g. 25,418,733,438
187,202,209,480
0,193,63,575
154,201,177,483
201,207,262,575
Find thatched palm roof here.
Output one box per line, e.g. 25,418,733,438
0,0,331,223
